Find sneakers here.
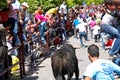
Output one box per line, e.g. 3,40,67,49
115,74,120,79
109,54,117,58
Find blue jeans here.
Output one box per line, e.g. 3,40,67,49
101,24,120,38
117,25,120,33
89,26,93,39
101,24,120,55
22,17,29,41
109,38,120,55
22,17,29,28
112,57,120,66
13,20,21,46
74,27,79,38
62,27,68,39
100,32,110,50
79,31,87,47
39,21,47,44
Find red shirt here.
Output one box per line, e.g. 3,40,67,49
105,39,113,47
0,11,9,23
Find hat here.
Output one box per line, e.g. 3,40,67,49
21,2,29,8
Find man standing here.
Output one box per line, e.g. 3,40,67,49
76,19,88,47
19,2,29,55
59,1,67,20
84,44,120,80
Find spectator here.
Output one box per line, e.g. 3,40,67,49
6,33,18,56
105,36,114,47
7,0,20,47
59,1,67,20
35,13,47,44
92,22,100,42
83,44,120,80
19,1,29,41
76,19,88,47
112,0,120,33
88,17,96,39
19,2,30,55
34,6,43,15
100,0,120,56
19,2,29,26
25,19,40,41
46,7,59,15
12,0,21,47
60,16,68,41
73,14,80,39
45,7,59,20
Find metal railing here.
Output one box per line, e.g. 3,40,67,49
0,21,73,79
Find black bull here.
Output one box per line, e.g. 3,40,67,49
51,44,79,80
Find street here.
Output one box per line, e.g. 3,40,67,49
21,35,120,80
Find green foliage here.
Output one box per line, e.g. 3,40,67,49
26,0,39,13
40,0,56,13
67,0,83,8
0,0,7,9
84,0,104,5
0,0,104,12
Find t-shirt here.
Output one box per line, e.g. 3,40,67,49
34,9,43,15
12,0,20,19
35,14,47,22
89,20,96,29
73,19,80,27
84,59,120,80
93,25,100,35
12,0,20,10
105,39,113,47
46,8,57,14
60,4,67,14
76,22,87,32
0,11,9,23
102,13,114,25
20,7,29,20
8,4,17,19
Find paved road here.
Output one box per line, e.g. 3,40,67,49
21,35,120,80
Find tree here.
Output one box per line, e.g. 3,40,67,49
84,0,104,5
0,0,7,9
18,0,104,13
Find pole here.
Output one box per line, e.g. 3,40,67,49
18,22,25,78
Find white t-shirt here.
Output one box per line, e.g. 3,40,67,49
84,59,120,80
60,4,67,14
93,25,100,35
102,13,114,25
76,22,87,32
12,0,20,10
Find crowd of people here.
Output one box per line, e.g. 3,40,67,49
0,0,120,80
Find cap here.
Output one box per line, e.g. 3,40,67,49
21,2,29,8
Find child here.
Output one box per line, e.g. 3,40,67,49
92,22,100,42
